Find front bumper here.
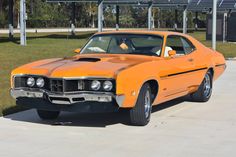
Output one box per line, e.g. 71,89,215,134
10,89,125,112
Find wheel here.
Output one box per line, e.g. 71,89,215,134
191,71,213,102
37,110,60,120
130,83,152,126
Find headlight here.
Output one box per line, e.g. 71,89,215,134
103,81,113,91
91,80,101,91
36,78,45,88
27,77,35,87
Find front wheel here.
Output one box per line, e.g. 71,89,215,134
129,83,152,126
191,71,213,102
37,110,60,120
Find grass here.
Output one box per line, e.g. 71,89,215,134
0,31,235,116
188,31,236,58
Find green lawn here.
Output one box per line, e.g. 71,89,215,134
189,31,236,58
0,31,235,116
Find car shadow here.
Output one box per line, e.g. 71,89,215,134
4,96,191,128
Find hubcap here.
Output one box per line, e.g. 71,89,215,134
203,74,211,98
144,90,151,118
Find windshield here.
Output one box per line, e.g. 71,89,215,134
80,34,163,56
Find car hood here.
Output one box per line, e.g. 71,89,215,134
12,54,161,78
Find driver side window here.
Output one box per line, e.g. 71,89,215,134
164,35,195,57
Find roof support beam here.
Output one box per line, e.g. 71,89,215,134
174,9,178,30
20,0,27,46
116,5,120,30
183,5,187,34
195,12,198,31
148,1,153,30
212,0,217,50
98,0,103,32
71,2,76,36
8,0,14,40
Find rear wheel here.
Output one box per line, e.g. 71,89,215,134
191,71,213,102
37,110,60,120
130,83,152,126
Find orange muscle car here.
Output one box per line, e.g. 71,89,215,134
10,31,226,126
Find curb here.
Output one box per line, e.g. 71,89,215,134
226,58,236,61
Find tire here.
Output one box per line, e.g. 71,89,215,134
37,110,60,120
130,83,152,126
191,71,213,102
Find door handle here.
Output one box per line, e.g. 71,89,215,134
188,58,194,62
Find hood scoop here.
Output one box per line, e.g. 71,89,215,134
75,58,101,62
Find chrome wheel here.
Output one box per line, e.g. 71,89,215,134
144,90,151,118
203,73,212,98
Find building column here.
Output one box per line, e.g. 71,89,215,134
116,5,120,30
183,6,187,34
98,0,103,32
20,0,26,46
148,1,153,30
8,0,14,40
212,0,217,50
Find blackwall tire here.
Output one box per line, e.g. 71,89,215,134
130,83,152,126
191,71,213,102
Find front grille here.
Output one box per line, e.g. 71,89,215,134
64,80,83,92
50,79,64,93
14,76,116,93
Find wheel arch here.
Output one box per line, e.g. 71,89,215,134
142,79,159,104
208,67,214,77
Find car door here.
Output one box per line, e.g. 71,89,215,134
159,35,196,100
181,36,208,90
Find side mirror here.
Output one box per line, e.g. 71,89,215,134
74,48,81,54
168,50,177,57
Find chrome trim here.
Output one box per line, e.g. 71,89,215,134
48,93,112,105
12,87,114,95
10,89,44,99
13,74,114,80
10,89,124,107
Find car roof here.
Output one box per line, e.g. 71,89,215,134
95,30,188,38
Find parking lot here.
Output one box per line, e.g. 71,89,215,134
0,61,235,157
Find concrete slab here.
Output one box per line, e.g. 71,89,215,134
0,61,235,157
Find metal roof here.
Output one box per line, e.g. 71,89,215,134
47,0,236,11
188,0,236,11
46,0,189,5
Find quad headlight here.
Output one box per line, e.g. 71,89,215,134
91,80,113,91
91,80,101,91
26,77,35,87
36,78,45,88
103,81,113,91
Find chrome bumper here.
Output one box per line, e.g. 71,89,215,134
10,89,124,107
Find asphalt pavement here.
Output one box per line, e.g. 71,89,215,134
0,61,235,157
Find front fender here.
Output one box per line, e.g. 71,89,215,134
115,62,160,108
